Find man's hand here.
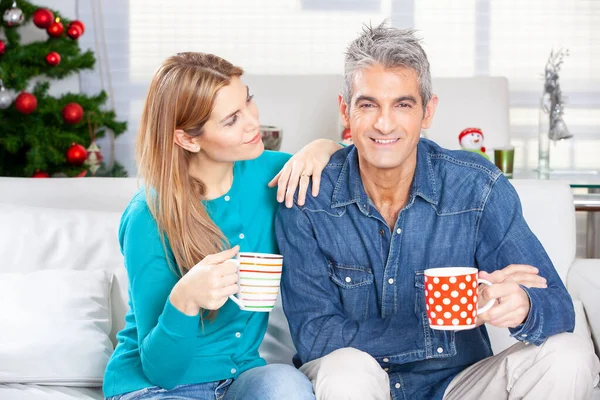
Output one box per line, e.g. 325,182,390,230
476,264,546,329
480,264,547,289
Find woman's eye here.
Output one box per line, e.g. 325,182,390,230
247,94,254,103
226,114,239,126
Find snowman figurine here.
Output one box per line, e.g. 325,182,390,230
458,127,489,160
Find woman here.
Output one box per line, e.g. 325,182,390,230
103,52,341,399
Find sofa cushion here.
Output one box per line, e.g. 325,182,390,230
0,204,127,346
0,383,102,400
0,269,113,387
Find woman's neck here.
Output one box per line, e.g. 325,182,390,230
188,156,234,200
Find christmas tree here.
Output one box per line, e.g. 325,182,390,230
0,0,127,177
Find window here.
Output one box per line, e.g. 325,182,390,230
78,0,599,172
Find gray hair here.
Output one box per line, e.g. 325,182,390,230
342,22,432,109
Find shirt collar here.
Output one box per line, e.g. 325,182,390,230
331,140,438,210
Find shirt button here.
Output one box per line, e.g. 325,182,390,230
396,228,402,234
224,195,230,201
388,278,394,284
235,332,241,338
524,341,530,345
383,367,389,372
521,334,528,338
437,347,444,354
383,358,389,363
379,229,384,235
239,233,245,239
395,383,401,389
231,368,237,374
345,277,352,283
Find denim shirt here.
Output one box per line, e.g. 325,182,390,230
275,139,574,400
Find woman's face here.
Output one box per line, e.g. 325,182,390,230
195,76,264,163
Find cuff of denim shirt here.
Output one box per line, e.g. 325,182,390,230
509,285,544,345
159,298,200,338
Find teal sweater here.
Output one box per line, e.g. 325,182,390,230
103,151,291,397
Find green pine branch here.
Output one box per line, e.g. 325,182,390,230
0,0,128,177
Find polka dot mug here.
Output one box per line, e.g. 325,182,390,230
423,267,495,330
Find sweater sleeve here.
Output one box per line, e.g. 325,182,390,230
260,150,292,178
119,199,200,389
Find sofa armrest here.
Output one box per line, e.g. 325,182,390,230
567,258,600,355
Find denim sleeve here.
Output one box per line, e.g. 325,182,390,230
475,175,575,345
276,203,424,364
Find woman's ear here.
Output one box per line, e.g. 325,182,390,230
174,129,200,153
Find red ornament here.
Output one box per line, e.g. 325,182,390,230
66,143,88,166
69,20,85,34
62,103,84,124
66,25,81,39
32,170,50,178
47,20,64,38
33,8,54,29
15,92,38,114
45,51,61,66
0,40,5,56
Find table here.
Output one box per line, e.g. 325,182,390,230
514,169,600,258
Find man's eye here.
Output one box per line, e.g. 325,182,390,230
360,103,374,109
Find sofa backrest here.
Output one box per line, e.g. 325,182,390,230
509,179,576,283
0,177,577,360
0,177,297,364
0,177,138,348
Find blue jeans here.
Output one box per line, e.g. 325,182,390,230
106,364,315,400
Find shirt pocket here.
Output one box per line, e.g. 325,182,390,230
415,270,457,359
328,261,375,321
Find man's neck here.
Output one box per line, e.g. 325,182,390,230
188,156,234,200
359,155,417,229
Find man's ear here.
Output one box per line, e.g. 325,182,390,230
174,129,200,153
421,94,439,130
338,94,350,129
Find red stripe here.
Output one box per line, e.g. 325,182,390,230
241,299,277,302
239,255,282,260
240,270,281,274
240,284,280,288
240,262,282,267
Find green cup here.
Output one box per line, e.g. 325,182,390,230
494,147,515,178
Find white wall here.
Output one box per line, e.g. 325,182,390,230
243,74,344,153
16,1,596,260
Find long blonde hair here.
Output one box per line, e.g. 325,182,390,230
136,52,243,276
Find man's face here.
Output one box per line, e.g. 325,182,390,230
339,64,438,173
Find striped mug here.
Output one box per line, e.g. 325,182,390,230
228,252,283,312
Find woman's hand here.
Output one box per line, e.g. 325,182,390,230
170,246,240,315
268,139,343,208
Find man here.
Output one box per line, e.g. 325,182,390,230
275,23,600,400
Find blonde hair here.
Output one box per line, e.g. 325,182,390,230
136,52,243,277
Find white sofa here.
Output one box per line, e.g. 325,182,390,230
0,177,598,399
